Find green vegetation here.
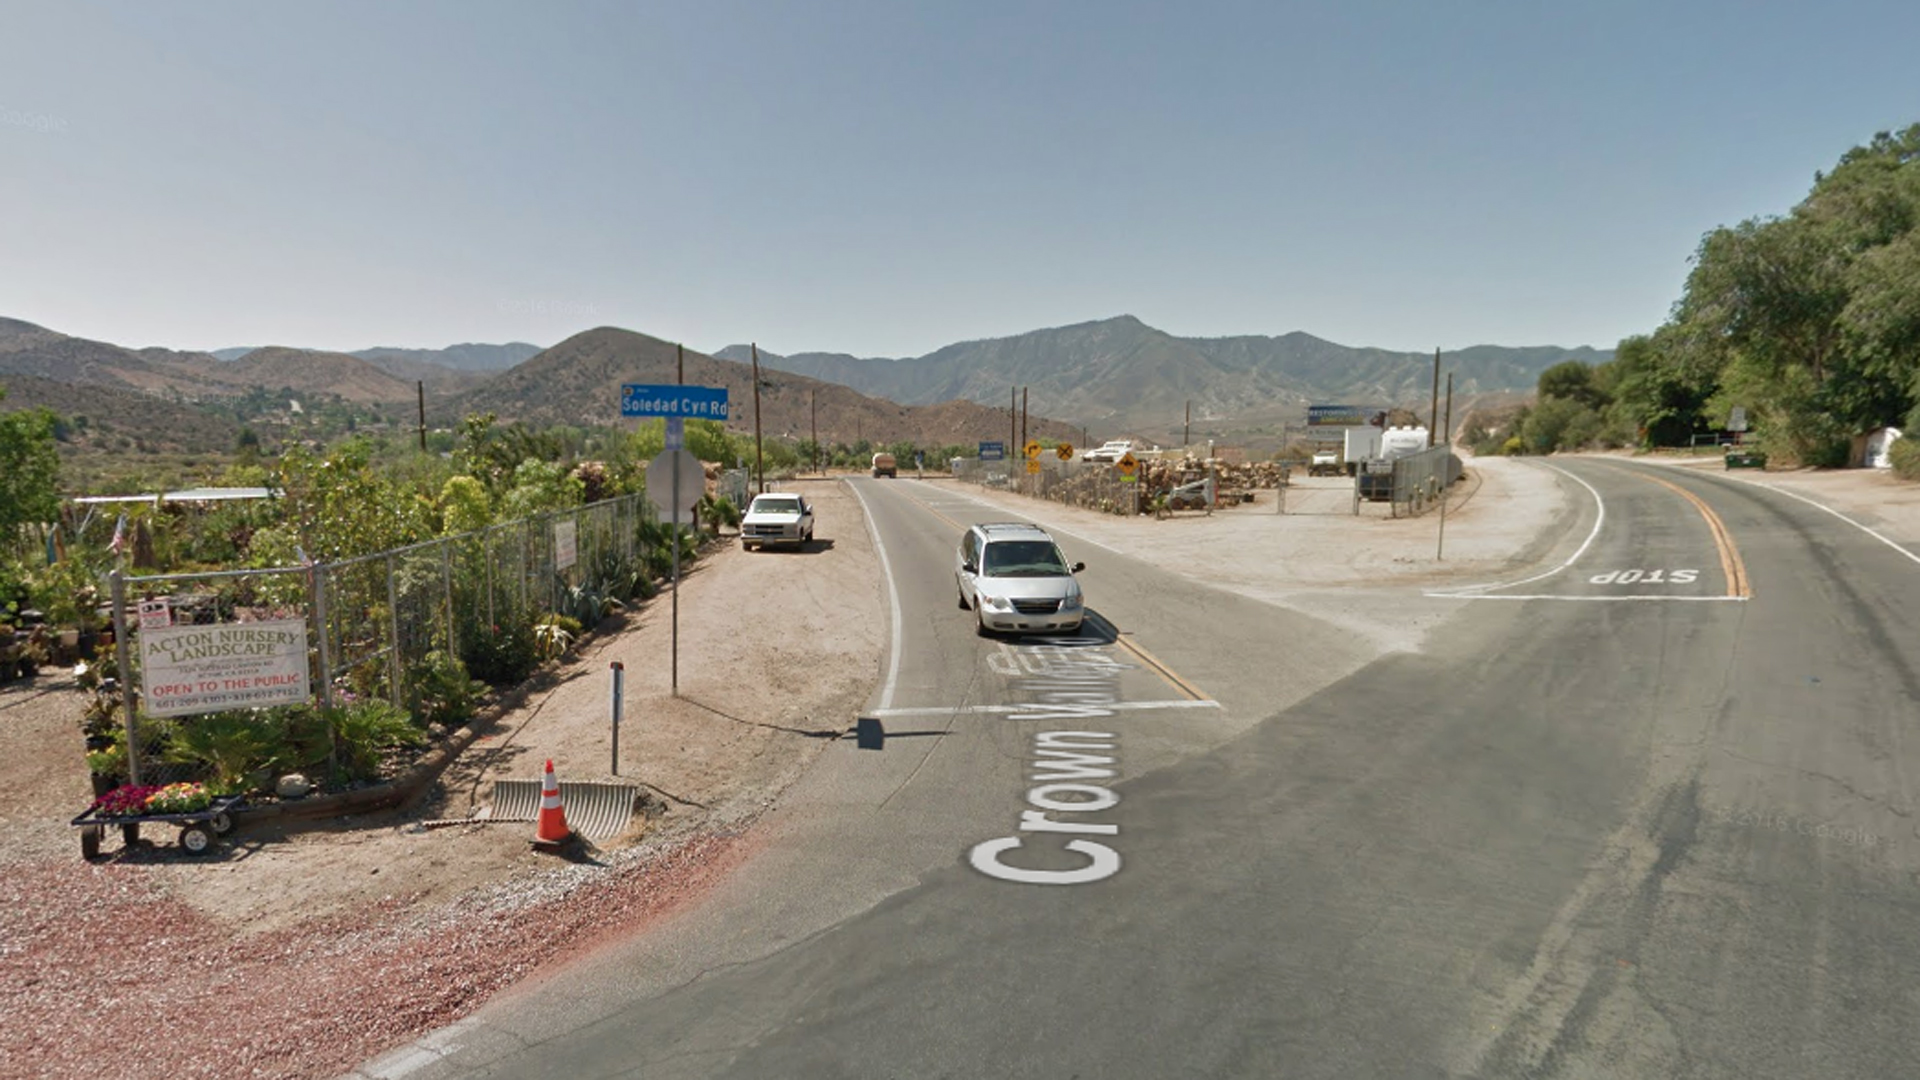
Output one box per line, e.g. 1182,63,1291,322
0,386,60,538
1512,125,1920,462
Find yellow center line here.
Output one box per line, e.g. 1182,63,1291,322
1112,633,1213,702
889,482,967,533
1633,472,1751,598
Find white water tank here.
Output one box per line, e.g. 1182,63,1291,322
1379,426,1430,460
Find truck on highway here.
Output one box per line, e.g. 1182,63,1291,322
871,452,897,478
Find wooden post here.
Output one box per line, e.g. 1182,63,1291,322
1021,387,1028,451
811,389,818,474
417,381,426,452
1429,347,1441,448
751,344,765,495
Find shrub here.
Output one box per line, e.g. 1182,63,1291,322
163,709,285,794
1891,434,1920,481
329,699,427,781
460,617,539,686
534,615,578,660
408,649,483,728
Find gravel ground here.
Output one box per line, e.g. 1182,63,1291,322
6,458,1916,1079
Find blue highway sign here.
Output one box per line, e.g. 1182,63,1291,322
621,384,730,420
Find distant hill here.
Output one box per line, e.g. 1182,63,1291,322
217,347,417,403
353,342,541,373
0,319,422,404
717,315,1611,442
449,328,1079,447
0,372,242,457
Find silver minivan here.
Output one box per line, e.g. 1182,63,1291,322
955,522,1087,636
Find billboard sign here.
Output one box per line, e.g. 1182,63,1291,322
979,441,1006,460
141,619,312,718
1308,405,1387,427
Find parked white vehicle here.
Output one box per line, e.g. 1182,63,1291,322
1082,440,1137,463
740,493,815,551
955,522,1087,636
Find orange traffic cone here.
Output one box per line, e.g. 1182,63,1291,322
533,759,572,849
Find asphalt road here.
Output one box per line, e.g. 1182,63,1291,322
361,462,1920,1079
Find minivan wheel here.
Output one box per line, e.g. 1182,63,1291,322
975,605,991,637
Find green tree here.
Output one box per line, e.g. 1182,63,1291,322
1537,361,1609,410
0,387,62,534
497,458,585,521
438,476,493,535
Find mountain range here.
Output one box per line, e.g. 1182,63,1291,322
448,327,1081,448
2,313,1606,470
718,315,1610,443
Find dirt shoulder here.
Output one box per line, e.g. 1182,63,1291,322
0,477,882,1079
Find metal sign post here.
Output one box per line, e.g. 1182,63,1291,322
626,383,727,698
610,661,624,774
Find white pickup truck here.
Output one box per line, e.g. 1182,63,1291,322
1082,439,1137,463
740,493,815,551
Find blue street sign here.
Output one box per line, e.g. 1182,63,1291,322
621,384,730,420
979,440,1005,460
665,416,685,451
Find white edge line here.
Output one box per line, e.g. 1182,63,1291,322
1644,462,1920,570
1420,593,1749,602
873,700,1222,718
847,479,905,711
1432,460,1607,596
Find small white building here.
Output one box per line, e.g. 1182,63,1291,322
1854,426,1904,468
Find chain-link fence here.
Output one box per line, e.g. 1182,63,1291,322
105,493,676,789
952,457,1147,515
1384,446,1463,517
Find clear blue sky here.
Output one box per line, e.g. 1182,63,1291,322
3,1,1915,359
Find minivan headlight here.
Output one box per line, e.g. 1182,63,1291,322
1060,594,1083,611
983,594,1013,612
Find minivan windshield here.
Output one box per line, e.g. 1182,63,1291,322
981,540,1068,576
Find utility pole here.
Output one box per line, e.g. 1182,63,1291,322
416,381,426,452
1443,371,1454,449
810,389,818,474
1009,387,1016,457
1020,387,1028,450
1429,347,1441,448
677,341,684,383
1438,372,1454,560
1185,400,1191,448
751,343,765,495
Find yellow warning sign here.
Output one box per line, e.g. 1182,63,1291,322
1116,451,1139,475
1056,443,1074,460
1026,460,1042,474
1024,440,1043,460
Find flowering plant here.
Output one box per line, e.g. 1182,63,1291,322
92,784,161,817
145,782,211,814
